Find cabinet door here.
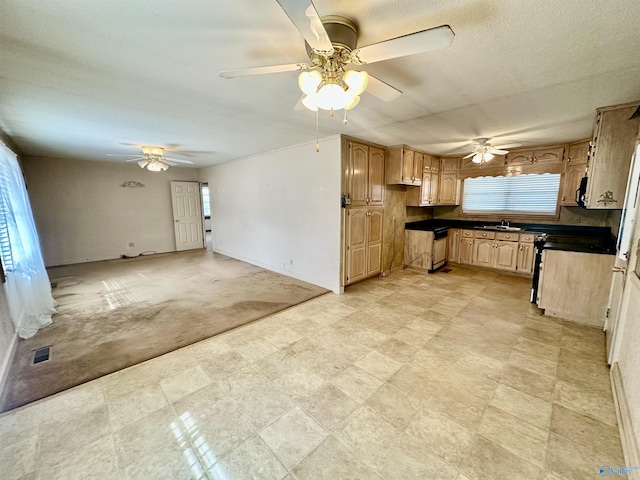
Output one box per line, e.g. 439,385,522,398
348,142,369,206
438,173,458,204
507,150,534,166
561,163,587,206
430,173,439,205
345,208,368,284
401,149,415,184
586,105,640,209
517,243,535,274
366,208,384,276
473,239,494,267
368,147,386,205
441,157,459,173
420,171,432,206
459,238,474,265
448,229,460,262
412,152,423,185
566,141,589,166
494,241,518,271
532,147,564,167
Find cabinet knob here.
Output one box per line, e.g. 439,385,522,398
562,195,565,201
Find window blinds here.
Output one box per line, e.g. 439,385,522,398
463,173,561,215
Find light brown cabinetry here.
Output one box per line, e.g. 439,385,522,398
517,242,535,274
473,238,494,268
537,249,614,326
407,154,450,207
459,230,474,265
585,102,640,209
448,229,460,262
346,140,385,206
345,207,383,285
506,146,565,175
386,145,423,185
560,140,589,206
466,230,528,273
404,230,433,271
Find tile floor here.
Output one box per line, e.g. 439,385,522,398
0,266,624,479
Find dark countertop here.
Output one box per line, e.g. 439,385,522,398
405,219,616,255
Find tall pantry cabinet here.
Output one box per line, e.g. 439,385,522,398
342,136,386,286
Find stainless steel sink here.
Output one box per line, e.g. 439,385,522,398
476,225,523,232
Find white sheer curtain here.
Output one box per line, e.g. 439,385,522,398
0,141,56,338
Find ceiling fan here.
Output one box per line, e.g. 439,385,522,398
220,0,455,114
462,138,522,165
107,146,194,172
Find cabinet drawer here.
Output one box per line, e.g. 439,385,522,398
474,231,495,239
462,230,475,238
496,232,519,242
519,233,536,243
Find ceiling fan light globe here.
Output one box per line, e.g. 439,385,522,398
316,83,350,110
137,160,149,169
298,70,322,96
301,94,319,111
484,152,495,162
345,95,360,110
344,70,369,96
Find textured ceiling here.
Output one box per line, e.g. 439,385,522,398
1,0,640,167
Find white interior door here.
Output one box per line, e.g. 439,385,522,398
171,181,203,251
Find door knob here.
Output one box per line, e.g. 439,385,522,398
175,219,179,223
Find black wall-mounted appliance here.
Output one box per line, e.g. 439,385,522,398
576,176,588,207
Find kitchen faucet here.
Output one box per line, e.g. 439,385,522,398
501,219,509,227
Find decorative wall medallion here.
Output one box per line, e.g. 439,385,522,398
597,191,618,205
120,181,146,188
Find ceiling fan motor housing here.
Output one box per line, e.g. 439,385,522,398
305,16,358,58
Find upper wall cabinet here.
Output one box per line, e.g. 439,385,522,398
560,140,589,206
505,146,565,175
584,102,640,209
386,145,423,185
344,137,386,207
459,155,505,178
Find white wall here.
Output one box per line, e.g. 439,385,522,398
22,156,198,266
198,136,342,293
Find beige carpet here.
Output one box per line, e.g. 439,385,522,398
0,250,328,412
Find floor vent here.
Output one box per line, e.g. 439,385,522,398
33,346,51,364
440,268,452,273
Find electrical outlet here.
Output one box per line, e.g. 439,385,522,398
128,242,135,248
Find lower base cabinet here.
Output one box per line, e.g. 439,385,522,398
345,207,383,285
537,249,614,326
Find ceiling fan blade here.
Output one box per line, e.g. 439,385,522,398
494,143,522,150
366,75,402,102
124,157,145,162
462,152,476,159
490,149,509,155
163,157,194,164
355,25,454,64
108,154,141,158
275,0,334,53
220,63,305,79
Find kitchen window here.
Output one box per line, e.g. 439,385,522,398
462,173,561,216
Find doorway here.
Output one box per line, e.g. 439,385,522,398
201,183,212,250
170,181,204,251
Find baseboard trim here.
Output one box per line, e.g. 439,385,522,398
611,362,640,479
0,332,18,400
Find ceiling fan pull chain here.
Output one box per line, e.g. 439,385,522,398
343,109,348,125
